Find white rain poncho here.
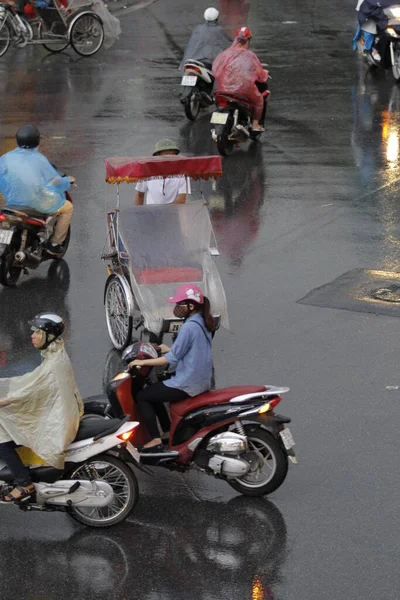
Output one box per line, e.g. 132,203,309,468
0,340,83,469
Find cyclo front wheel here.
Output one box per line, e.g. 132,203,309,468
105,274,133,350
0,18,11,57
38,22,69,53
69,12,104,57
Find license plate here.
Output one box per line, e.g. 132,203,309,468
169,321,183,333
279,428,295,450
181,75,197,86
211,112,228,125
0,229,13,245
126,441,140,462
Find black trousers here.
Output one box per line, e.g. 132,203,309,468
0,441,32,487
136,382,189,439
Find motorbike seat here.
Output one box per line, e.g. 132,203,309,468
73,415,126,442
2,205,48,220
215,91,251,106
171,385,267,416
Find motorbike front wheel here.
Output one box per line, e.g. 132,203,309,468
68,454,139,527
228,426,288,497
0,249,22,286
184,91,200,121
392,44,400,81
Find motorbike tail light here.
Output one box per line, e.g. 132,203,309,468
184,65,202,75
23,218,46,226
216,95,227,108
117,426,137,442
0,214,7,221
258,396,280,414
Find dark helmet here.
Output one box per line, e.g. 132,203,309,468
29,313,65,349
16,124,40,149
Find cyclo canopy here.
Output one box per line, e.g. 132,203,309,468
104,156,228,335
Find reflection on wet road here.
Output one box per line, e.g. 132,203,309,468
1,0,400,599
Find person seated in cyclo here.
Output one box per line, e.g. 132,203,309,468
180,7,231,72
0,125,75,256
352,0,396,62
134,140,191,206
128,285,214,453
212,27,268,132
0,314,83,503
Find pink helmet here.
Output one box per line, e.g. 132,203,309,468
168,284,204,305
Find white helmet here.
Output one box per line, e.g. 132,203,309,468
204,7,219,22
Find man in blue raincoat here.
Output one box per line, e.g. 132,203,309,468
0,124,74,255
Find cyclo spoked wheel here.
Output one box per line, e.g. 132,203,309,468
70,13,104,57
38,22,69,53
228,426,288,497
68,454,139,528
0,249,22,287
105,275,133,350
0,19,11,57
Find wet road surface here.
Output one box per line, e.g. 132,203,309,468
1,0,400,598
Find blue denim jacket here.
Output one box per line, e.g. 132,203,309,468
164,313,212,397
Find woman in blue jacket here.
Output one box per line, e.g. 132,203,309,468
129,285,214,453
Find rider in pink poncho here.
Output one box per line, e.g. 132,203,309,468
212,27,268,131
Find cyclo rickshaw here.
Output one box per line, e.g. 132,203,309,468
102,155,229,350
0,0,114,57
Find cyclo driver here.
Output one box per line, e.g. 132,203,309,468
212,27,268,132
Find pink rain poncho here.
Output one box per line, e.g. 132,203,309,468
212,36,268,120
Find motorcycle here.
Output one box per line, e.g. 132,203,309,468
0,414,141,527
210,73,270,156
355,6,400,80
85,341,296,497
180,59,214,121
0,187,73,287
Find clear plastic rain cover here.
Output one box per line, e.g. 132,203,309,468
117,201,229,335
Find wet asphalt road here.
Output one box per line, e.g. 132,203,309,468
1,0,400,598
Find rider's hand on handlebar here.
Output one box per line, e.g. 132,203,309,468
128,359,144,370
158,344,170,355
69,176,76,185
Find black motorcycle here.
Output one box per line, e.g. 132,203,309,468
180,59,215,121
210,77,270,156
0,190,72,287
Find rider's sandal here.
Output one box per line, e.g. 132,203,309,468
1,484,35,504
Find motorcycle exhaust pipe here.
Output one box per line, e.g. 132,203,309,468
24,251,41,268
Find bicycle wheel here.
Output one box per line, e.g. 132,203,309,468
105,274,133,350
69,12,104,57
38,22,69,53
0,18,11,57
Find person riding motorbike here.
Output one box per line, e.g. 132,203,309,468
352,0,396,63
0,124,75,256
134,140,191,205
128,285,214,453
179,7,231,72
0,314,83,503
212,27,268,132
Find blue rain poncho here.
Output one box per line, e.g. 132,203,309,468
180,21,231,72
0,147,70,214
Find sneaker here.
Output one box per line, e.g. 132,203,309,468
46,243,64,256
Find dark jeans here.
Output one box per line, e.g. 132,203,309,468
137,382,189,439
0,441,32,487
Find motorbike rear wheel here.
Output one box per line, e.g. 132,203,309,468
0,249,22,287
68,454,139,527
184,91,200,121
228,426,288,497
217,133,234,156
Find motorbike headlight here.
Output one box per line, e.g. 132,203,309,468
387,26,400,38
389,7,400,18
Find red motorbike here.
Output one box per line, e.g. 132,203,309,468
0,189,72,287
85,342,296,497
